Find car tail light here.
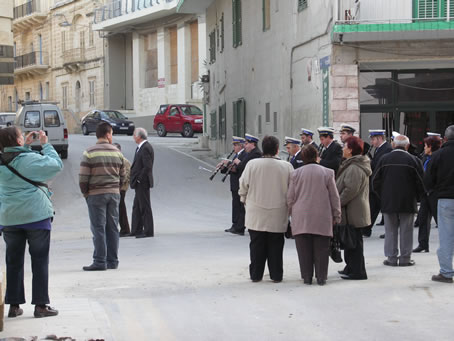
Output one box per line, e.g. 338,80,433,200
64,128,68,139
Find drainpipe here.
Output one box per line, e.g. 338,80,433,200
289,15,333,133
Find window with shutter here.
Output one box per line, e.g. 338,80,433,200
263,0,271,31
233,99,246,137
232,0,242,48
298,0,308,12
414,0,453,19
210,111,217,139
220,13,225,52
209,30,216,63
219,103,226,139
443,0,454,18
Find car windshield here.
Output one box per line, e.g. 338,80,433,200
103,111,126,119
181,106,203,115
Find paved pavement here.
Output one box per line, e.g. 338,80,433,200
0,134,453,341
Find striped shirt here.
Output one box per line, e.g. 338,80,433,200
79,140,126,197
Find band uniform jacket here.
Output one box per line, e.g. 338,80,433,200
319,141,343,174
130,141,154,189
370,141,392,172
290,150,303,169
235,147,263,175
222,150,248,191
309,141,319,150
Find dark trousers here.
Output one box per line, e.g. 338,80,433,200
369,192,381,226
294,234,330,281
343,229,368,279
131,185,154,236
249,230,285,281
2,228,50,305
119,190,130,235
417,194,438,249
231,190,245,232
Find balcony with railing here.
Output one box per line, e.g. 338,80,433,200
333,0,454,43
13,0,47,31
93,0,177,32
14,51,49,77
62,48,86,72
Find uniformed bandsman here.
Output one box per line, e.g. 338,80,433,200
300,128,318,150
284,136,303,169
317,127,343,174
339,124,356,144
225,134,262,235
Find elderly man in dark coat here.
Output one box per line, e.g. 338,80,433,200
372,135,425,267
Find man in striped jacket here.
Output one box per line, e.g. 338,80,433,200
79,122,126,271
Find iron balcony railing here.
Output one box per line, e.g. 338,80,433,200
93,0,175,24
13,0,41,20
14,51,49,69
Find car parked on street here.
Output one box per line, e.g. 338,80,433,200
153,104,203,137
0,113,16,129
81,110,135,136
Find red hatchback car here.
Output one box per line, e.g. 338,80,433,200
153,104,203,137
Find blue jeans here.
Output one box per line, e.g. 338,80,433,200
437,199,454,278
86,193,120,267
2,228,50,305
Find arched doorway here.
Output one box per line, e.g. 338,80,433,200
75,81,81,112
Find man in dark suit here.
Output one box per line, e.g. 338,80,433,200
285,136,303,169
226,133,262,235
130,127,155,238
362,129,393,237
317,127,342,174
300,128,318,150
219,137,247,235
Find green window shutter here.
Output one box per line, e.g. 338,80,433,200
221,103,227,139
238,99,245,137
220,13,225,52
237,0,242,45
210,111,217,139
415,0,439,19
443,0,454,18
298,0,308,12
232,0,237,48
232,101,238,136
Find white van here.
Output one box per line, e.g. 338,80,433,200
15,101,69,159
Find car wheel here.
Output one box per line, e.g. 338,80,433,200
82,124,89,135
157,124,167,137
60,150,68,159
183,123,194,138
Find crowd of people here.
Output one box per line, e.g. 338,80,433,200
218,124,454,286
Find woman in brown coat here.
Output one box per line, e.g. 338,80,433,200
336,136,372,280
287,145,341,285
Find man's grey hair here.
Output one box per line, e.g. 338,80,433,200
393,134,410,148
445,125,454,141
134,127,148,140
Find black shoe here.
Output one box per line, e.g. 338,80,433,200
8,305,23,318
380,234,385,239
303,278,312,285
83,263,106,271
338,270,348,275
413,245,429,253
119,233,131,237
271,278,282,283
362,227,371,238
107,263,118,270
34,305,59,318
341,274,368,280
383,260,398,267
251,278,262,283
317,278,326,286
399,260,415,267
227,228,244,236
431,273,453,283
135,233,153,238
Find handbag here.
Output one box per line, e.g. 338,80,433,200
330,237,343,263
333,208,357,250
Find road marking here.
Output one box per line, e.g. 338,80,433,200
169,147,215,169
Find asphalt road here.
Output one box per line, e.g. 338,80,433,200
0,134,453,341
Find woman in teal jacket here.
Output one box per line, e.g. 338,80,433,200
0,127,63,319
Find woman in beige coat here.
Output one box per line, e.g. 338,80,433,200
239,136,294,283
336,136,372,280
287,145,341,285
